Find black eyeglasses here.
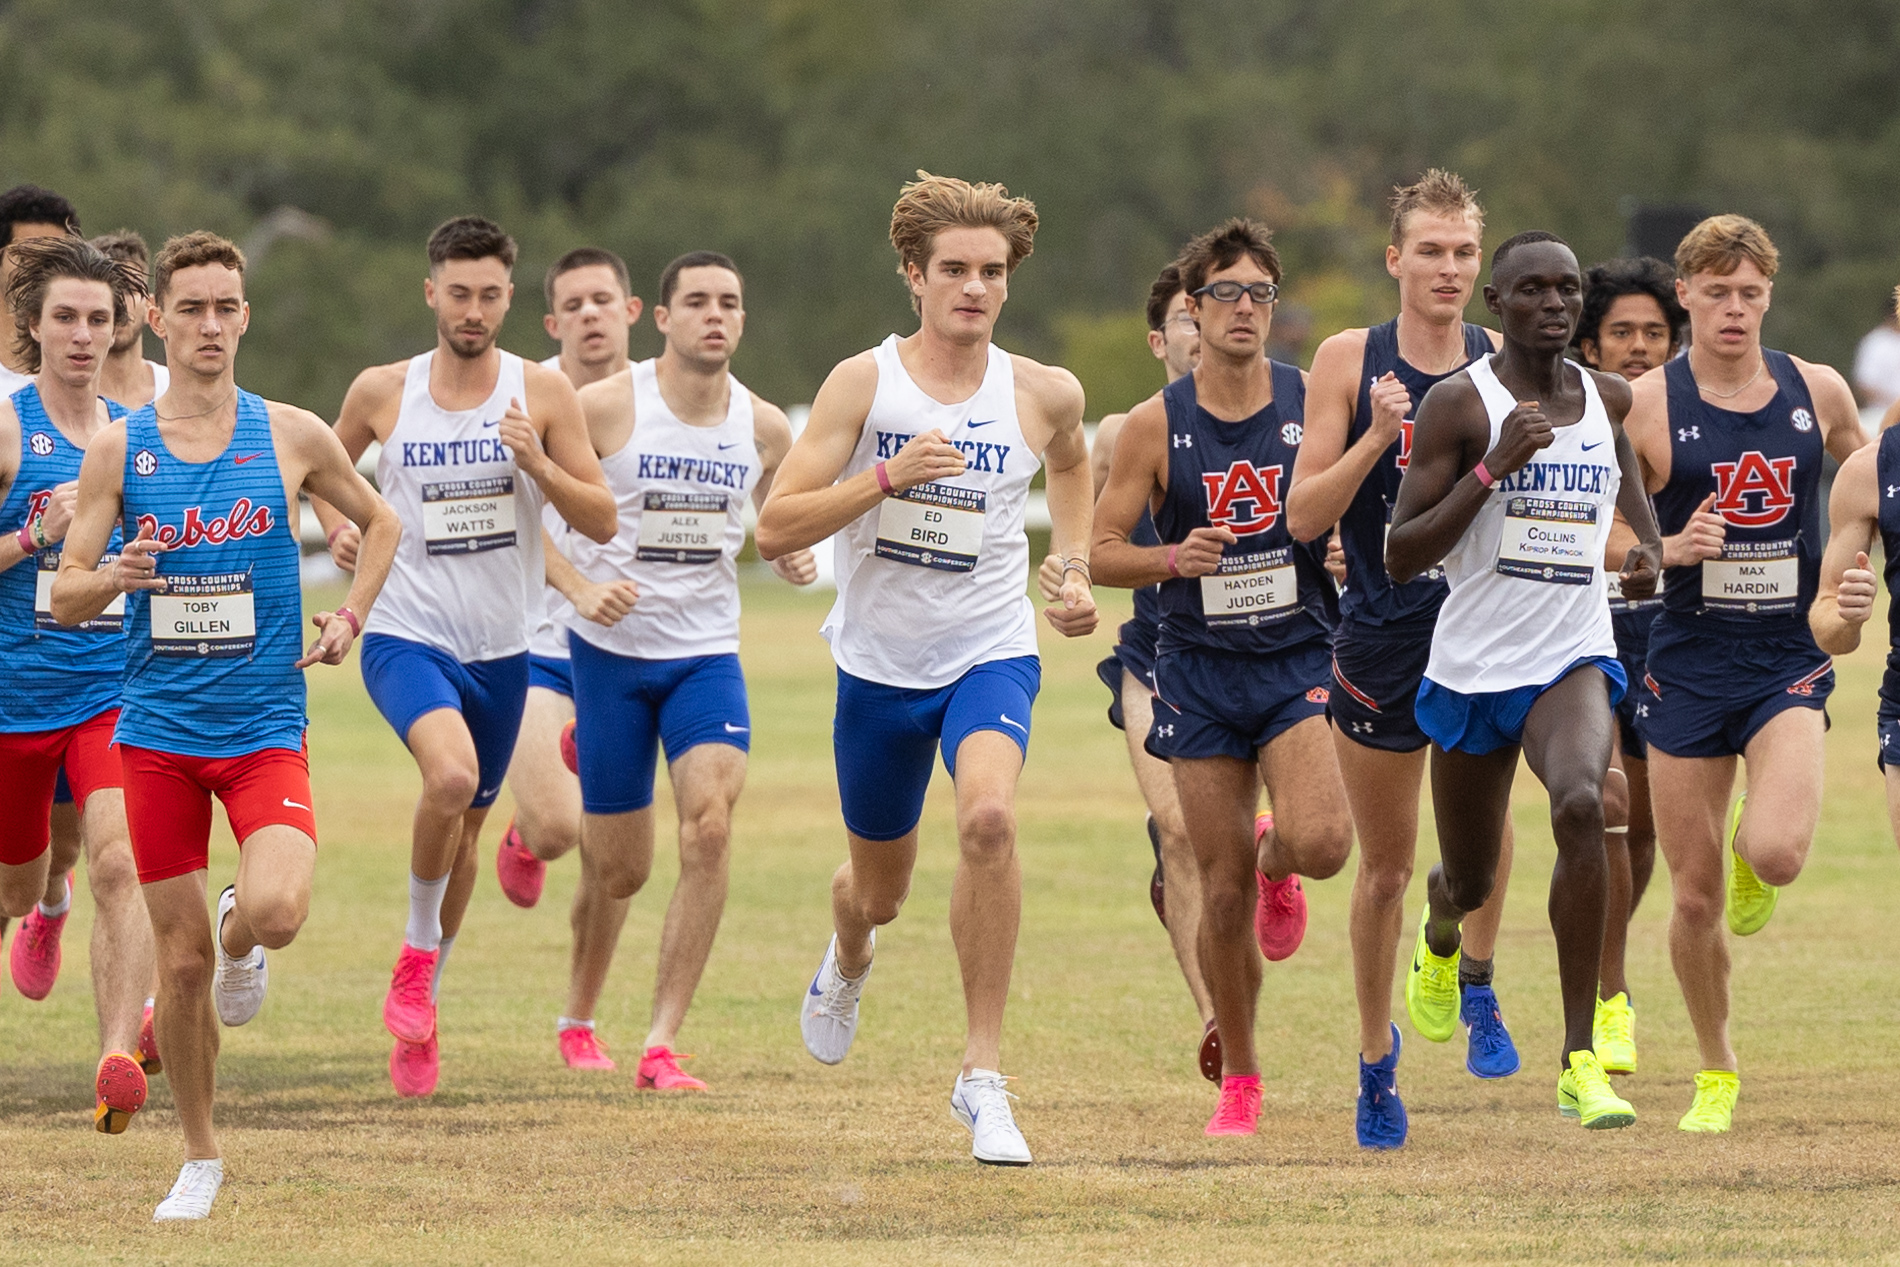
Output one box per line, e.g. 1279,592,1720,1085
1194,280,1279,304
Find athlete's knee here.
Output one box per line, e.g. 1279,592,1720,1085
243,889,308,950
956,798,1016,864
524,820,579,862
677,808,733,872
1745,840,1807,888
159,936,216,995
1601,770,1630,829
420,760,481,814
1286,815,1352,881
1671,877,1723,928
1355,851,1413,910
1199,869,1254,934
1439,866,1494,915
593,847,651,901
84,839,142,908
1550,783,1606,845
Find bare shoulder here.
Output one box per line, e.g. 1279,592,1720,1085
750,393,793,446
524,358,582,406
1790,354,1855,403
1010,353,1085,419
1837,436,1879,482
1119,391,1169,443
1482,326,1504,349
348,360,408,401
1586,367,1634,418
1625,364,1669,414
265,399,343,458
1418,368,1479,413
1095,411,1129,453
1308,327,1371,381
578,366,634,417
87,419,129,463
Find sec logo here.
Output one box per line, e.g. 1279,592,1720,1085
1281,421,1304,446
1791,408,1814,433
134,449,158,477
28,432,54,457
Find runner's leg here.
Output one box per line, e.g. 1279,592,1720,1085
645,743,745,1049
1120,674,1211,1022
948,730,1024,1074
1649,750,1737,1071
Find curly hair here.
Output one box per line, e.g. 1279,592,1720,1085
1574,256,1687,354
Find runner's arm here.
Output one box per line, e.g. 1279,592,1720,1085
292,408,401,666
506,367,616,544
1387,377,1528,583
1600,373,1662,600
750,399,817,586
1091,397,1232,587
1286,330,1396,542
1810,443,1881,656
50,423,145,626
543,525,637,627
1801,359,1873,464
1032,364,1097,636
309,366,400,570
0,402,29,573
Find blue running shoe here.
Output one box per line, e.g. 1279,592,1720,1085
1356,1022,1407,1149
1461,983,1520,1079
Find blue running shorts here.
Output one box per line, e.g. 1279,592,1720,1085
1637,621,1831,760
1094,614,1160,733
1417,657,1627,757
1147,641,1333,763
359,633,529,809
568,636,750,814
527,651,574,698
833,656,1041,842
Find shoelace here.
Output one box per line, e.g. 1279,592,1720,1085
1467,1002,1510,1057
164,1163,222,1206
391,953,432,1005
1732,854,1769,901
1598,1005,1633,1048
814,969,865,1022
1267,877,1299,917
1211,1081,1261,1127
961,1074,1021,1128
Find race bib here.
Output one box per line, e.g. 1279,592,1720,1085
1605,562,1662,610
875,483,984,573
34,550,125,633
635,491,728,565
1201,546,1298,628
421,476,517,556
1702,539,1798,614
1495,496,1596,585
150,571,255,658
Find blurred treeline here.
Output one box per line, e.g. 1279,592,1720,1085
4,0,1897,418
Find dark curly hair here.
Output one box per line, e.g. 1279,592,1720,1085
1573,256,1686,356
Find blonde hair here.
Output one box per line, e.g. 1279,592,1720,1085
153,231,247,302
890,171,1038,310
1389,169,1485,248
1675,214,1779,281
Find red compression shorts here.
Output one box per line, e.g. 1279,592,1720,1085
0,709,124,866
120,742,318,884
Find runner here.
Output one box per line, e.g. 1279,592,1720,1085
1285,169,1516,1148
557,249,815,1087
52,229,399,1219
91,231,171,409
0,236,157,1131
493,245,644,1072
1387,230,1662,1132
1040,261,1217,1077
1621,215,1867,1132
757,172,1097,1165
1571,255,1686,1076
315,216,615,1097
1093,218,1353,1138
0,184,81,391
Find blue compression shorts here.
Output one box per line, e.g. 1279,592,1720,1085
568,636,750,814
359,634,529,809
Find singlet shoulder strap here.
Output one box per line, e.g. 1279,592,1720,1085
1761,346,1802,394
1461,322,1494,360
1160,373,1195,437
1269,359,1304,411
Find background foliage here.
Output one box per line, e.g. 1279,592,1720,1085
5,0,1896,417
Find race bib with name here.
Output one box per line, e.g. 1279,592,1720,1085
635,491,728,565
1201,546,1299,628
35,550,125,633
150,570,255,658
1495,496,1596,585
421,476,517,556
1702,539,1798,615
875,483,985,573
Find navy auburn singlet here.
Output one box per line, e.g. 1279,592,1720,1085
1653,350,1823,637
1154,361,1335,657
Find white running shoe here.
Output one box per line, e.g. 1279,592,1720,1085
213,885,268,1027
951,1069,1032,1166
153,1158,224,1221
799,932,871,1065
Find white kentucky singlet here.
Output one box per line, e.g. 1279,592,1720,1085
567,359,758,660
822,335,1039,689
365,350,545,662
148,361,171,398
527,353,574,659
0,366,28,396
1425,355,1618,693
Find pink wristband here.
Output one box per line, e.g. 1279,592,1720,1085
15,522,33,554
327,521,348,547
334,606,361,637
1166,544,1181,578
874,461,895,496
1472,460,1497,489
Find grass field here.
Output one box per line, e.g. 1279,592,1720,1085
5,574,1900,1264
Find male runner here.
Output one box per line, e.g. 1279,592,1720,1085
1285,170,1516,1148
0,236,156,1131
53,229,399,1220
1387,231,1662,1132
757,172,1096,1166
92,231,171,408
1049,262,1217,1077
559,249,814,1088
1571,255,1686,1076
1094,218,1353,1138
314,216,615,1098
489,246,644,1071
1622,215,1866,1132
0,184,80,391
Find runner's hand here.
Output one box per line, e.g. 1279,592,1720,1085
1170,526,1236,579
297,611,356,668
39,481,78,543
327,520,361,572
883,429,965,492
1618,541,1662,602
112,522,169,592
1483,400,1553,479
1838,550,1877,626
1662,492,1725,566
1324,529,1347,585
1037,551,1064,601
770,549,818,586
1366,373,1410,450
498,397,551,480
574,579,638,626
1043,571,1097,638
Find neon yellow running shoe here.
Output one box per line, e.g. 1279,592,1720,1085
1678,1069,1739,1132
1404,906,1459,1043
1724,794,1778,936
1557,1049,1635,1129
1593,991,1637,1075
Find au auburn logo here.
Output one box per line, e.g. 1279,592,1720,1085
1201,462,1283,535
1711,450,1796,528
1396,419,1417,471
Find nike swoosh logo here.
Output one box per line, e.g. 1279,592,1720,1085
966,419,998,429
482,419,500,428
480,786,500,799
282,798,311,812
1412,954,1422,973
724,722,749,733
998,713,1027,732
1580,440,1604,451
717,442,740,451
233,453,264,465
808,977,824,998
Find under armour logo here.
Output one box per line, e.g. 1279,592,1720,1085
1886,484,1899,499
1172,434,1194,448
1351,721,1374,734
1677,427,1700,442
1636,702,1650,718
1155,724,1175,738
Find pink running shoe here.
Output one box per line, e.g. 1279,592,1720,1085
94,1051,148,1135
10,880,70,1000
1205,1073,1262,1136
390,1032,440,1098
382,945,439,1044
137,1002,163,1076
559,1026,616,1071
1252,812,1308,962
559,720,579,775
637,1045,708,1091
496,819,546,909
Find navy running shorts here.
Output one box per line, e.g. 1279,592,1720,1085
568,637,750,815
359,633,529,809
833,656,1041,842
1147,641,1332,764
1328,616,1436,753
1637,621,1831,760
1094,614,1159,733
1417,657,1627,757
1610,607,1661,761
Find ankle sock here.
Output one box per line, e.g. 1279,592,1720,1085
38,877,71,919
404,873,448,952
1458,956,1494,988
